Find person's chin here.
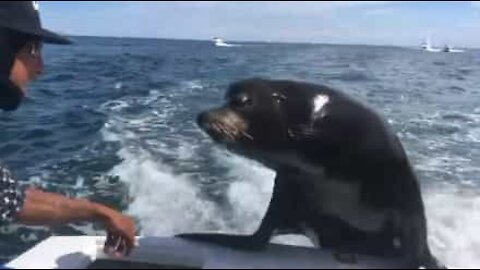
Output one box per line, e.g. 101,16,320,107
10,80,29,96
15,82,29,96
19,87,28,96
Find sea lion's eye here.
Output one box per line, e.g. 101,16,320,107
272,93,287,104
231,94,252,108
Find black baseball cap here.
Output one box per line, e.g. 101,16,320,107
0,1,71,44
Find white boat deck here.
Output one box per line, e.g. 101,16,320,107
7,236,405,269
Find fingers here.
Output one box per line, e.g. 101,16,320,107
104,233,120,256
102,211,137,258
122,227,136,253
104,233,133,258
120,233,134,256
114,237,128,257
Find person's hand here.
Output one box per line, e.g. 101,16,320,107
14,187,137,257
101,209,136,258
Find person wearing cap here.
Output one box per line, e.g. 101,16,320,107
0,2,135,257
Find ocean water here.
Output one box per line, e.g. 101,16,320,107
0,37,479,267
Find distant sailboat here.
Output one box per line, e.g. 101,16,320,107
421,37,441,52
212,37,238,47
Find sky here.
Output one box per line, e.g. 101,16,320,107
40,1,480,47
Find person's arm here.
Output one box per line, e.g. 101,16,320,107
17,187,121,225
0,165,135,257
16,187,136,257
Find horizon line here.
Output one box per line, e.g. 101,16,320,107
62,34,477,50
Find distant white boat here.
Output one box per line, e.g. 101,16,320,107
421,37,465,53
213,37,238,47
442,45,464,53
421,38,441,52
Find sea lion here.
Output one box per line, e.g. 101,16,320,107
178,78,444,269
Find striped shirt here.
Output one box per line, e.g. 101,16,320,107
0,166,24,223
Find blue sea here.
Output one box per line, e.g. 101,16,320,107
0,37,479,267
